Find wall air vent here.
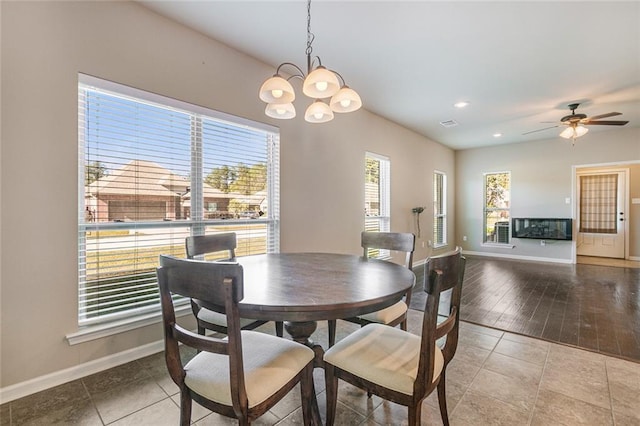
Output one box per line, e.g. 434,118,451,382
439,119,458,128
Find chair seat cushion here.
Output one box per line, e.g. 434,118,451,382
357,301,407,325
198,307,259,329
184,330,314,408
324,323,444,396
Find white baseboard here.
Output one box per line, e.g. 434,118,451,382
629,256,640,261
0,339,165,404
460,250,573,264
416,250,573,266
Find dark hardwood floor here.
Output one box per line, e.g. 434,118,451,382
411,255,640,362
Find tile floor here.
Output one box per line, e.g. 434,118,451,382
2,314,639,425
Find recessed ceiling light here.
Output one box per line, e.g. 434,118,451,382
453,101,469,108
493,133,502,138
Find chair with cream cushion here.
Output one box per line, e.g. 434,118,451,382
157,254,316,426
327,231,415,347
186,233,283,337
427,247,466,424
323,247,465,426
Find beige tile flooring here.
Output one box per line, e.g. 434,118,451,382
2,313,639,425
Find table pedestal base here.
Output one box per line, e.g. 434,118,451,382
284,320,324,424
284,321,325,368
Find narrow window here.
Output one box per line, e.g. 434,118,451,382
483,171,511,244
433,171,447,247
364,153,390,258
78,75,279,326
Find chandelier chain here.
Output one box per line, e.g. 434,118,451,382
305,0,314,57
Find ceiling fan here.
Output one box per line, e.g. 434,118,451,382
523,103,629,141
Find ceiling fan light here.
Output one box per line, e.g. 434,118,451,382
259,76,295,104
305,100,334,123
265,102,296,119
559,126,575,139
330,86,362,113
303,66,340,98
575,125,589,137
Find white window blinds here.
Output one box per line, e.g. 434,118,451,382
78,75,279,326
433,171,447,247
364,153,391,258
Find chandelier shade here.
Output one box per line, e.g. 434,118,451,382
302,66,341,98
258,0,361,123
265,102,296,119
330,86,362,113
259,76,295,104
305,100,334,123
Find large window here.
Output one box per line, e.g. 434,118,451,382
364,153,390,257
483,171,510,244
433,171,447,247
78,75,279,326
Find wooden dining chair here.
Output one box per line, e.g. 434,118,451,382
427,247,466,424
323,247,465,426
186,233,283,337
157,255,317,426
327,231,415,347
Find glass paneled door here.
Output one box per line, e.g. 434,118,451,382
576,170,626,259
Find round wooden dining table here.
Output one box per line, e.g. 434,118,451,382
235,252,416,363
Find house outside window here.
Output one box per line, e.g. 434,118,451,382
78,75,279,326
484,171,511,244
364,152,390,258
433,171,447,247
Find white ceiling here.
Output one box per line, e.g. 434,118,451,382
139,1,640,150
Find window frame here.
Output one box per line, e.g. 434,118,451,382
364,152,391,258
433,170,447,248
483,171,511,245
77,74,280,328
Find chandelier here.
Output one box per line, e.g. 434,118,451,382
258,0,361,123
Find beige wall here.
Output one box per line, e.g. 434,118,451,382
455,127,640,261
0,1,453,388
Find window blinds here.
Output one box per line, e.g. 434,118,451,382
433,171,447,246
78,75,279,326
364,153,391,258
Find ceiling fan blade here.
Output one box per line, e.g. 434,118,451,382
585,120,629,126
586,112,621,121
522,125,559,135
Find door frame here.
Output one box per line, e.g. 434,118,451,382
572,161,635,264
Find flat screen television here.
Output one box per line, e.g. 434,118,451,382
511,218,572,241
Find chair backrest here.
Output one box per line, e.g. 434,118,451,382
415,247,465,395
157,255,249,403
361,231,415,269
426,247,465,361
186,233,237,260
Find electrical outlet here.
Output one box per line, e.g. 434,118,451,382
463,235,467,241
421,241,425,248
540,240,546,246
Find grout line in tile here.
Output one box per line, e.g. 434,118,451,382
526,336,551,426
